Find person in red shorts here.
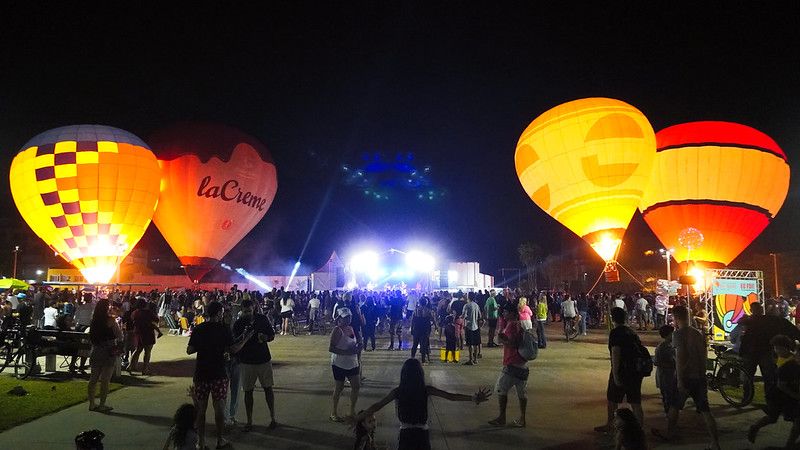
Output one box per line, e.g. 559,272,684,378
188,301,253,449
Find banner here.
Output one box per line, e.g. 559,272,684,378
711,278,759,341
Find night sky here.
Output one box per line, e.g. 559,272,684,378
1,3,798,278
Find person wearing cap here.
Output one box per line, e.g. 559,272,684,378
329,306,361,422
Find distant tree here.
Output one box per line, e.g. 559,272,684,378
518,242,543,291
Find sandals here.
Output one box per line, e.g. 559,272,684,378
488,418,506,426
329,415,344,422
509,419,525,428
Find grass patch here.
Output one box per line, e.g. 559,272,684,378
0,374,122,432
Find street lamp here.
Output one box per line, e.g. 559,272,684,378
12,245,19,279
659,248,674,280
770,253,780,297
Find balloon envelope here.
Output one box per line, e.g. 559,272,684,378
150,123,278,282
640,121,790,265
9,125,160,284
515,98,657,261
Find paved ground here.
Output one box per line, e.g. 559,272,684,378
0,323,794,449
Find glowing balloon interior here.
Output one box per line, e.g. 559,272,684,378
150,123,278,282
640,121,790,265
9,125,160,283
515,97,657,262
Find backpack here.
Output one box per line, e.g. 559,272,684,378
518,328,539,361
632,337,653,377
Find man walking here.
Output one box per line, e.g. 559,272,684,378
188,301,253,450
652,305,721,450
594,307,644,433
462,294,482,365
739,302,800,396
489,303,528,427
635,294,649,330
485,291,500,347
560,295,578,341
233,299,278,431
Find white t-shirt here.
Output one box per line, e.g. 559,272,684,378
636,297,648,311
655,295,668,314
406,293,418,312
613,298,626,310
43,306,59,327
561,300,577,318
280,298,295,313
309,297,320,309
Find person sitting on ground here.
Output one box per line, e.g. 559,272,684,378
614,408,647,450
748,334,800,448
354,358,490,450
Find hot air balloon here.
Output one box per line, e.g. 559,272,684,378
639,121,790,266
9,125,161,284
149,123,278,282
515,98,657,273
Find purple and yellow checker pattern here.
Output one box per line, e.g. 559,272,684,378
9,125,160,282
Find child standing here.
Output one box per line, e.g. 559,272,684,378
454,312,465,351
654,325,676,415
443,315,457,363
748,334,800,447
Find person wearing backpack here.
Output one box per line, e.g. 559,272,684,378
489,302,529,428
652,305,721,450
594,307,645,434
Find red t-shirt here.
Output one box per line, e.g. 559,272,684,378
502,321,526,366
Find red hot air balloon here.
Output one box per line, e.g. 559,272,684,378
640,121,790,266
149,123,278,282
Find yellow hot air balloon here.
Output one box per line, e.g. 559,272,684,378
9,125,160,284
515,98,657,265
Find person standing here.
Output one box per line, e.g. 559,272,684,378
739,302,800,397
535,295,548,349
489,303,529,427
87,299,122,413
594,307,645,433
233,299,277,431
308,293,321,334
129,298,161,375
635,294,649,331
187,301,252,450
484,291,500,347
518,297,533,330
462,295,482,366
576,294,589,336
362,297,378,351
329,308,361,421
652,305,721,450
410,298,435,364
279,295,295,336
387,294,404,351
654,294,668,329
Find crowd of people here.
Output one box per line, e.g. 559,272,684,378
3,283,800,449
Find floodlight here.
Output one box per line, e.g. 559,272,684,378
448,270,459,282
351,251,379,273
406,250,435,273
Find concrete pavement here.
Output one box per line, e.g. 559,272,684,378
0,323,792,449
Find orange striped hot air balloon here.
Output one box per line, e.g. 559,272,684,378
639,121,790,266
515,98,657,270
9,125,161,284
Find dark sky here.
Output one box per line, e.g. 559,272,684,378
0,2,798,277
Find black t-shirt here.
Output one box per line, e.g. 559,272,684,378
450,299,466,316
740,315,800,359
189,321,233,381
389,299,404,320
232,314,273,364
608,325,639,377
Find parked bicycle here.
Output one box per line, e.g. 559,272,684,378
706,342,754,408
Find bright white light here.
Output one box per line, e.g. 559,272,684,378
448,270,459,282
346,280,358,290
367,268,382,281
35,269,44,276
287,261,301,287
235,267,271,290
688,267,706,292
81,265,117,284
220,263,232,270
590,235,622,262
351,251,380,273
406,251,435,273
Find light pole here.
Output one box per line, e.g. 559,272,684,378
770,253,780,297
12,245,19,279
659,248,674,280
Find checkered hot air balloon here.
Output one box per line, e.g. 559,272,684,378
639,121,790,266
9,125,161,284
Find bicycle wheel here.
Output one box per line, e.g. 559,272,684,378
565,321,579,340
0,341,14,373
716,362,754,408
